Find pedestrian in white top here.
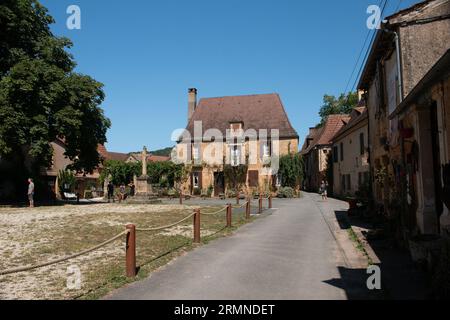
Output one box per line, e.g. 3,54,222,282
27,178,35,208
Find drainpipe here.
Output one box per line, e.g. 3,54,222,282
393,31,403,103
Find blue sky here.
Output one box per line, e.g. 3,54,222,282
40,0,420,153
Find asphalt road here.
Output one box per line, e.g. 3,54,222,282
106,194,359,300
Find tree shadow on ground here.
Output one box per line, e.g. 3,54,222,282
333,210,431,300
323,266,384,300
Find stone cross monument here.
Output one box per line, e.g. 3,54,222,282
127,146,160,204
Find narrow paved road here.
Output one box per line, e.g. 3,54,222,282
106,193,366,300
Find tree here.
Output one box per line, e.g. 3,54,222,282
100,160,140,186
317,92,358,127
278,154,304,189
0,0,111,175
224,164,248,192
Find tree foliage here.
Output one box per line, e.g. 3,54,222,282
224,164,248,191
318,92,358,127
100,160,184,187
0,0,111,173
278,154,304,189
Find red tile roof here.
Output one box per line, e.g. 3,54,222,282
186,93,298,139
148,155,170,162
301,114,350,154
332,107,368,142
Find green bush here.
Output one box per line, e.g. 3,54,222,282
278,187,295,198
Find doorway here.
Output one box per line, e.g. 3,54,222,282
214,172,225,197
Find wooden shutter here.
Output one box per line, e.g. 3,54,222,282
248,170,259,187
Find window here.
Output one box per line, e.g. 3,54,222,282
193,145,200,161
333,146,338,163
230,145,241,166
276,174,282,187
340,143,344,161
360,133,365,155
263,142,270,157
193,172,200,188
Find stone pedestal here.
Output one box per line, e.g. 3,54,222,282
127,175,161,204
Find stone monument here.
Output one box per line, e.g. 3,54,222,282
127,146,161,204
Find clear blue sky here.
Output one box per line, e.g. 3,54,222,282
40,0,420,153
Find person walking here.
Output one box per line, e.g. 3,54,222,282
119,184,126,203
27,178,35,208
107,182,115,203
129,182,135,197
320,180,328,201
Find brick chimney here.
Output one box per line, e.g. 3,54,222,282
188,88,197,122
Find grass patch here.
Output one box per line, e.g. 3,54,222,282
347,228,374,266
0,203,255,300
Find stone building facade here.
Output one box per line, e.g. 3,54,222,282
358,0,450,235
176,89,299,196
331,107,369,197
300,114,350,192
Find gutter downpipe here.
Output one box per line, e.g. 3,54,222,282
385,28,407,239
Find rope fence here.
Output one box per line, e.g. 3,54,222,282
0,230,129,276
0,195,273,278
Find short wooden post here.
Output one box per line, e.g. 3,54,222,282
179,192,183,205
193,209,201,243
259,195,263,214
226,204,232,228
269,195,272,209
246,199,251,220
125,224,136,277
236,193,240,205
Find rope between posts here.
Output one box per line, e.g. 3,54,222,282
136,212,196,232
201,206,228,216
0,229,130,276
232,202,248,209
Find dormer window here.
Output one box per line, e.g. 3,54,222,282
230,122,243,134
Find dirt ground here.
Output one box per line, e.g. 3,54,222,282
0,203,246,300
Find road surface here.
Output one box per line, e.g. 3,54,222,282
106,193,370,300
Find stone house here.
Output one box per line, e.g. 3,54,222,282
176,89,299,196
40,140,113,199
300,114,350,192
331,106,369,197
357,0,450,235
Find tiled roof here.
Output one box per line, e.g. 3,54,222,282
301,114,350,155
105,152,129,162
186,93,298,139
332,107,368,142
148,155,170,162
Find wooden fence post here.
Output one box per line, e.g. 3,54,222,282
227,204,232,228
246,199,251,220
125,224,136,277
193,209,201,243
259,195,263,214
179,192,183,205
269,195,272,209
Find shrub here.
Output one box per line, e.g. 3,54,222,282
278,187,295,198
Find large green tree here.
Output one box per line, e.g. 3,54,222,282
0,0,111,174
317,92,358,127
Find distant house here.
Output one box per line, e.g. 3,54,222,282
176,89,299,196
300,114,350,192
331,106,369,197
358,0,450,235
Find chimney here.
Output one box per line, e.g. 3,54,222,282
188,88,197,122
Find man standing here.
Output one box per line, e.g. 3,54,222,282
107,181,115,203
27,178,35,208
